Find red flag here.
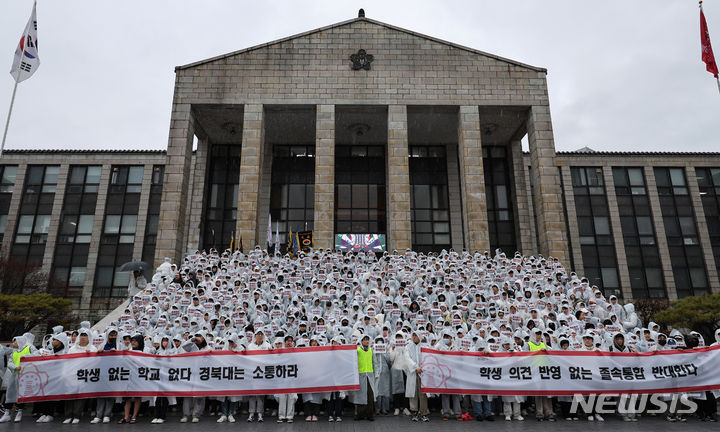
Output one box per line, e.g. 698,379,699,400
701,7,719,77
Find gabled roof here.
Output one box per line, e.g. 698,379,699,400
176,15,546,73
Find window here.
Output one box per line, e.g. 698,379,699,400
52,165,102,297
655,167,707,298
0,165,17,243
203,146,240,252
335,145,386,235
484,146,516,254
0,165,17,193
409,145,450,253
613,167,665,298
95,165,143,300
571,167,619,295
11,165,59,271
696,167,720,283
269,146,314,252
141,165,164,263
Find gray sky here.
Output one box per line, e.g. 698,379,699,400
1,1,719,152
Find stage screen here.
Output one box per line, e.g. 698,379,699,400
334,234,386,252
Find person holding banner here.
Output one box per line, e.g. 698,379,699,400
151,336,176,424
498,337,524,421
117,335,144,424
328,336,346,422
527,329,555,421
247,330,271,423
469,340,494,422
276,336,298,423
438,331,462,421
33,333,69,424
62,329,97,424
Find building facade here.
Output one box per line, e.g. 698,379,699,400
1,13,718,318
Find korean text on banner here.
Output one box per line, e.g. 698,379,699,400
18,345,359,402
420,345,720,396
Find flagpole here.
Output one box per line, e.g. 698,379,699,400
0,81,19,159
2,0,35,160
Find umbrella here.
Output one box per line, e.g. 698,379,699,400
118,261,152,273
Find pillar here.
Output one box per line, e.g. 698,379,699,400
235,104,264,247
457,105,489,252
446,142,464,251
603,166,633,299
186,136,209,252
81,164,112,308
645,166,677,300
509,139,536,255
559,166,583,275
527,105,569,261
155,103,195,264
387,105,412,251
313,105,335,250
41,164,70,272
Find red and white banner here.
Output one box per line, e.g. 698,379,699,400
18,346,359,403
420,345,720,396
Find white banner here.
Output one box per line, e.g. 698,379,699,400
18,346,359,403
420,346,720,396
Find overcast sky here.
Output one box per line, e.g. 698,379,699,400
1,1,718,152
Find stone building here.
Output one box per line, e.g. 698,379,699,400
1,12,718,319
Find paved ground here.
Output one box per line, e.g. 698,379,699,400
1,413,714,431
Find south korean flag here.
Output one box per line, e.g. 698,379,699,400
10,1,40,83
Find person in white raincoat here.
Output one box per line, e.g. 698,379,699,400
33,333,70,424
372,335,392,416
0,336,31,423
403,331,429,422
275,336,298,423
246,330,271,422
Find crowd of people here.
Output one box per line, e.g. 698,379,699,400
2,247,719,424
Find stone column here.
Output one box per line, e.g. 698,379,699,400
603,166,632,299
686,167,720,293
526,105,569,261
645,166,677,299
509,139,535,255
523,164,540,255
132,164,154,262
41,164,70,272
155,103,194,264
256,126,274,247
81,164,112,308
446,142,464,251
1,163,27,256
313,105,335,250
186,136,209,252
386,105,412,251
236,104,264,248
457,106,489,252
560,166,584,275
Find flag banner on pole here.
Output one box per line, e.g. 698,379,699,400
297,231,313,252
18,345,359,403
10,2,40,83
420,346,720,396
701,6,719,77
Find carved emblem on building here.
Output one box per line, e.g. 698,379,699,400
350,49,374,70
